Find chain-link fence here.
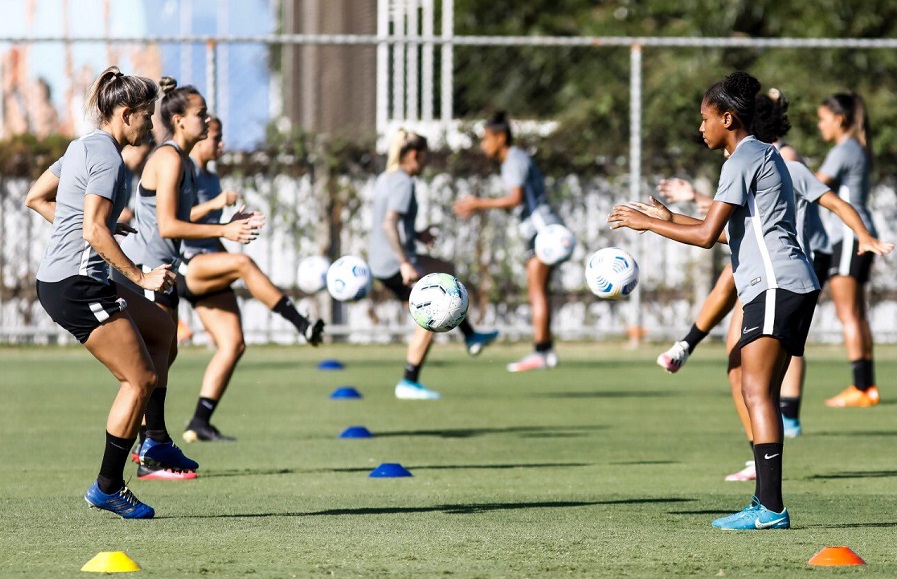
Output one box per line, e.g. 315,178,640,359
2,1,897,344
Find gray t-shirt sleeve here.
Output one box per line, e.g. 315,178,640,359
501,151,528,189
386,177,414,215
790,161,829,204
713,157,750,207
85,153,121,202
49,157,63,178
818,145,847,181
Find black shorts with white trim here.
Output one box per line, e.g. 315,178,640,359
739,288,820,357
36,275,127,343
829,239,874,283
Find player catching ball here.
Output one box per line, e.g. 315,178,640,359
609,71,819,530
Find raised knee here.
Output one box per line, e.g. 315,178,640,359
235,253,257,273
135,371,158,394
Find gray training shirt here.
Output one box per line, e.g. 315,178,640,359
714,136,819,305
786,160,831,258
501,146,561,238
181,164,224,257
818,137,877,244
369,169,418,279
120,141,196,269
37,130,128,284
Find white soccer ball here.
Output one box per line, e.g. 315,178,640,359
326,255,372,302
408,273,470,332
585,247,639,299
297,255,331,294
534,224,576,265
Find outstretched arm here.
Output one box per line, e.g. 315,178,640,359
817,191,894,255
608,199,733,248
453,186,523,218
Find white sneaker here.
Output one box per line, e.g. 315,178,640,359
656,340,690,373
395,379,441,400
724,460,756,482
507,350,558,373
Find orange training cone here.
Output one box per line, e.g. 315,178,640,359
808,546,866,566
81,551,141,573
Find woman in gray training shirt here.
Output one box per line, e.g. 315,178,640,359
816,93,881,408
25,67,190,519
453,111,563,373
369,129,498,400
610,72,819,530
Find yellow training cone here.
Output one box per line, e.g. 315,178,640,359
81,551,141,573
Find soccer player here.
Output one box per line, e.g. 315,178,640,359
609,71,819,530
816,93,882,407
453,111,563,372
370,129,498,399
25,67,194,518
177,116,325,440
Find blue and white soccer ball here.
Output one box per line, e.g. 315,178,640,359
585,247,639,299
408,273,469,332
326,255,372,302
297,255,331,294
534,224,576,265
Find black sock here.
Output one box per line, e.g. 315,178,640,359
683,324,709,353
144,387,169,442
98,431,134,494
457,319,474,339
138,424,147,447
753,442,784,513
404,363,421,383
779,397,800,420
851,359,874,391
273,296,310,334
535,341,553,353
192,397,218,425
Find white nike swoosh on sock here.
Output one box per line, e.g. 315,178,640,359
764,453,780,459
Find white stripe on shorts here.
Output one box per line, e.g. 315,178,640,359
78,241,91,277
142,265,154,301
837,185,854,276
763,288,777,335
89,301,110,323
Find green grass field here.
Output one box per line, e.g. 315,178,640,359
1,341,895,577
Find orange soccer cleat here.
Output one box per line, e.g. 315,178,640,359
824,385,880,408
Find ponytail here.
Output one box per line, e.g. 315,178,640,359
85,65,159,125
386,129,428,173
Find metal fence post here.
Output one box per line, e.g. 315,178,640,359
628,43,644,345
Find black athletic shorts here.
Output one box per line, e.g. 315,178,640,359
175,254,235,307
36,276,127,343
829,239,874,283
111,264,179,310
377,272,412,302
739,288,820,357
524,235,537,262
812,252,832,290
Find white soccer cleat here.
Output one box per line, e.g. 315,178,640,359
506,350,558,373
724,460,756,482
657,340,690,374
395,379,441,400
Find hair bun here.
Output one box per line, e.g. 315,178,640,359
489,110,509,125
159,76,178,95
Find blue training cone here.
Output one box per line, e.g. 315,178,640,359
330,386,362,399
369,463,412,478
318,359,345,370
340,426,374,439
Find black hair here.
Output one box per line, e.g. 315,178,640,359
703,71,761,129
821,92,871,154
751,88,791,144
485,110,513,145
86,66,159,124
158,76,204,134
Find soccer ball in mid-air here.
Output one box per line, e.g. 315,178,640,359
326,255,372,302
534,223,576,265
408,273,469,332
297,255,331,294
584,247,639,299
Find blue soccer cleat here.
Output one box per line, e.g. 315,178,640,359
84,481,154,519
465,330,499,356
782,416,802,438
139,437,199,472
395,378,441,400
712,496,790,530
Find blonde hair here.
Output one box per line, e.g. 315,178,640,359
85,66,159,125
386,129,428,173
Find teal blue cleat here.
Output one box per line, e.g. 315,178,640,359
782,416,802,438
84,481,154,519
465,330,499,356
395,379,441,400
712,496,790,530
